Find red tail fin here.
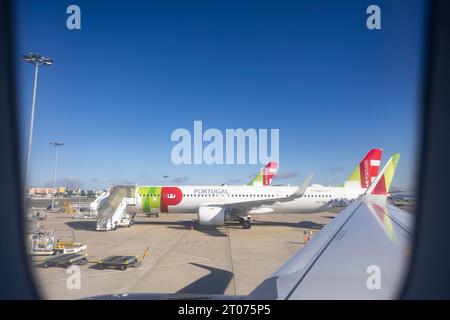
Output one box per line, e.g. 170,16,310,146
360,149,383,188
346,149,383,188
262,162,279,186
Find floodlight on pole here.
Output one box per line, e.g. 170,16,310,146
22,52,53,196
50,142,64,210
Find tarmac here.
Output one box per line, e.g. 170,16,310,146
30,210,338,299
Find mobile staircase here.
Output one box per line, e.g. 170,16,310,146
96,186,136,231
90,189,110,212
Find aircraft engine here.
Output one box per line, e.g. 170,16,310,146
198,206,226,226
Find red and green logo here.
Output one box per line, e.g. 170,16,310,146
138,186,183,212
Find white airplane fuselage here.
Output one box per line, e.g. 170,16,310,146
135,182,364,215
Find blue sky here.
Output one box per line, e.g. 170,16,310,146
14,0,427,190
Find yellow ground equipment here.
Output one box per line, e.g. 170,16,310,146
54,240,87,254
63,201,76,214
96,247,150,271
42,253,88,268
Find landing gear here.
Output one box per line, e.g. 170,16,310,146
239,217,252,229
145,212,160,218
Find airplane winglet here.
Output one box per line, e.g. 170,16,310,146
366,153,400,195
293,172,314,198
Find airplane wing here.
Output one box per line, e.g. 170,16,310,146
247,153,412,299
246,195,412,299
213,173,313,215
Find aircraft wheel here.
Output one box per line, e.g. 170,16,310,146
240,218,251,229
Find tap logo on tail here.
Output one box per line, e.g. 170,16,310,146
247,162,279,186
346,149,383,188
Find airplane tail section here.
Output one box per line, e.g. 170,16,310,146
345,148,383,188
366,153,400,195
246,162,279,186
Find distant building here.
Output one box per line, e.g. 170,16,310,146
27,187,55,196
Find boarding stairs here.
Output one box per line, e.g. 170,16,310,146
96,186,136,231
90,189,111,212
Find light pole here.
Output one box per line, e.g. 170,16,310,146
50,142,64,210
22,52,53,195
